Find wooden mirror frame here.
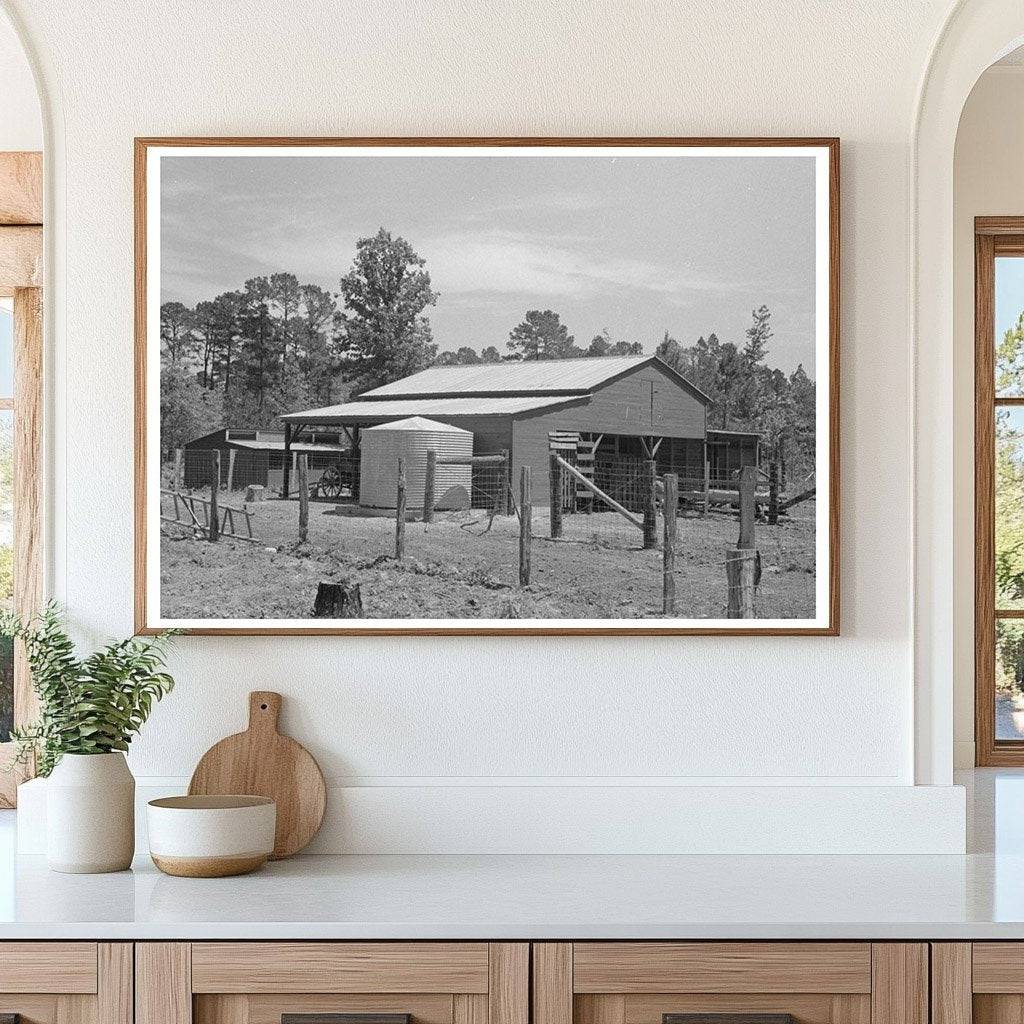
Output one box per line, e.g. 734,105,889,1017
0,151,43,806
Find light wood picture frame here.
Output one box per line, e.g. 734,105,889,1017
135,137,839,636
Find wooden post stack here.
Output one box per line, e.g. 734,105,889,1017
549,452,563,539
519,466,531,586
662,473,678,616
726,464,759,618
642,458,657,549
423,450,436,524
395,456,406,560
297,454,309,544
209,450,221,542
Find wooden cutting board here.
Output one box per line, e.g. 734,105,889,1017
188,691,326,859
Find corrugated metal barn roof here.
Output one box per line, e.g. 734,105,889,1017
227,439,348,452
282,395,586,424
360,355,652,398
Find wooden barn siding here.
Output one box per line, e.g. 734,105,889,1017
441,415,514,457
511,366,707,506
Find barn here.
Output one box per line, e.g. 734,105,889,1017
182,428,348,492
279,355,761,506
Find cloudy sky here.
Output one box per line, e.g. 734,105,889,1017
160,150,818,375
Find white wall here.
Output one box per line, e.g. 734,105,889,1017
0,0,973,851
952,65,1024,768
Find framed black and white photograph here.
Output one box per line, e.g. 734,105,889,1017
135,137,839,636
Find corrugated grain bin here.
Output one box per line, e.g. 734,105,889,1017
359,416,473,509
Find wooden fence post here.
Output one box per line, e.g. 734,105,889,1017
395,456,406,559
209,450,221,542
768,455,780,526
423,450,436,523
663,473,678,615
298,454,309,543
519,466,532,586
501,449,512,516
726,464,760,618
174,448,183,493
227,448,236,492
549,452,563,539
703,457,710,516
738,463,757,549
281,422,292,498
642,458,657,549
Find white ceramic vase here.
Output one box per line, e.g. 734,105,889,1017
46,752,135,873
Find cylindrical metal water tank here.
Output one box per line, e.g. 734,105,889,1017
359,416,474,509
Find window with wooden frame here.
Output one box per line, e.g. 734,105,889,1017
0,151,43,806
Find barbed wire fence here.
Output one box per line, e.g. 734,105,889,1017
161,444,814,621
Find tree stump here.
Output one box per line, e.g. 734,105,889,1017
313,581,363,618
245,484,266,502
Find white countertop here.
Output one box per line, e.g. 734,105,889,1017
1,849,1023,940
1,769,1022,941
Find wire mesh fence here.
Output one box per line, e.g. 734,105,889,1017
157,447,816,622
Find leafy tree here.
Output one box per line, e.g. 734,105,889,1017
507,309,578,360
744,304,773,364
160,361,223,457
481,345,502,363
715,342,744,429
996,408,1024,608
608,340,644,356
338,228,438,392
587,330,612,357
299,284,340,407
160,302,194,365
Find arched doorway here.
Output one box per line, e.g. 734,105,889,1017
914,0,1024,785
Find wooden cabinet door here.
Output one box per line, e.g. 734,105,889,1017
0,942,132,1024
137,943,528,1024
933,943,1024,1024
534,944,927,1024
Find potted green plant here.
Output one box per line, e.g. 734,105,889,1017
2,604,177,873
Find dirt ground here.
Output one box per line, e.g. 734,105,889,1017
159,495,817,621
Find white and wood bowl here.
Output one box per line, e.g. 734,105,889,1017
147,795,276,877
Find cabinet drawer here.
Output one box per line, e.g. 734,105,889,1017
139,942,528,1024
572,943,872,994
535,944,925,1024
191,943,490,993
0,942,98,993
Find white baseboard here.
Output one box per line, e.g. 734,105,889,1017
17,778,967,856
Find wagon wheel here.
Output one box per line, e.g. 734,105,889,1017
319,464,343,499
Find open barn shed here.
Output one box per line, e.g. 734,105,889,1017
182,428,348,491
280,355,759,506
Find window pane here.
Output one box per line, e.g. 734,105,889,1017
996,257,1024,396
998,619,1024,740
997,407,1024,609
0,410,12,742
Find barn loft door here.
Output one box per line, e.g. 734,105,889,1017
0,152,43,807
